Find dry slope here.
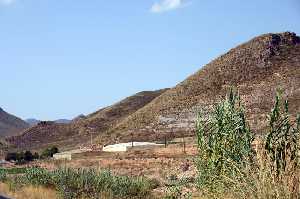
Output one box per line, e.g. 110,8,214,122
0,107,29,137
6,89,168,150
106,32,300,143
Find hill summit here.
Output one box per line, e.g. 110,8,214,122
106,32,300,143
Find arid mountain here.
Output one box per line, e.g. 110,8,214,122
103,32,300,144
6,32,300,150
0,107,29,137
6,89,168,150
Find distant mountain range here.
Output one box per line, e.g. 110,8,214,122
0,107,29,137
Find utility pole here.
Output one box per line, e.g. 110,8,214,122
164,135,167,148
182,136,186,154
91,132,93,147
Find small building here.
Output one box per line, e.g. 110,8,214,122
102,142,164,152
53,153,72,160
53,149,85,160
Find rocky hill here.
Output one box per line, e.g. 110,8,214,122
103,32,300,144
0,107,29,137
5,32,300,150
6,89,168,150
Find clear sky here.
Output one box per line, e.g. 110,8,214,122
0,0,299,120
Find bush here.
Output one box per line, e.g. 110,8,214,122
5,151,38,163
5,152,17,161
41,146,59,159
24,151,34,162
33,152,40,160
265,90,300,175
0,169,7,182
196,89,254,193
3,167,154,199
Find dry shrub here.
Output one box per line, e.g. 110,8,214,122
0,183,57,199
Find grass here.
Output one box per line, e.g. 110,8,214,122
0,167,157,199
0,167,28,174
0,183,57,199
193,90,300,199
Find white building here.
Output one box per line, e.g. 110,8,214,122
102,142,164,152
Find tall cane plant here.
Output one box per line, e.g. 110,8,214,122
196,89,254,192
265,90,300,175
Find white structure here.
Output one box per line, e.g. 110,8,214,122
102,142,164,152
53,149,87,160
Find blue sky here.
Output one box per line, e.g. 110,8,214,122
0,0,299,120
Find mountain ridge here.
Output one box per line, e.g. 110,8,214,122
0,108,29,137
6,89,168,150
101,32,300,144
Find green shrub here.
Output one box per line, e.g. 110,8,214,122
8,167,154,199
196,89,254,192
5,152,17,161
0,169,7,182
110,175,152,198
0,167,28,175
24,151,34,161
5,151,38,163
265,90,300,175
23,168,53,187
41,146,59,159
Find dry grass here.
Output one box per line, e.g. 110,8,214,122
33,142,198,180
0,183,57,199
196,140,300,199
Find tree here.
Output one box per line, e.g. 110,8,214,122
41,146,59,158
24,151,33,161
5,152,17,161
33,152,40,160
50,146,59,155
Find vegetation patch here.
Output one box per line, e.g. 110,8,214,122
195,90,300,199
0,167,156,199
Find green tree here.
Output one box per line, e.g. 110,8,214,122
33,152,40,160
24,151,33,161
41,146,59,158
5,152,17,161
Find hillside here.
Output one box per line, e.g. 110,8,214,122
0,107,29,137
5,32,300,150
103,32,300,144
6,89,168,150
